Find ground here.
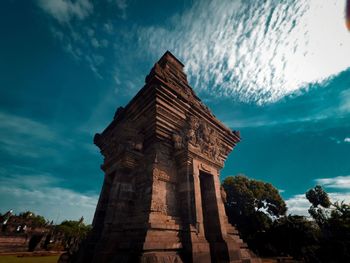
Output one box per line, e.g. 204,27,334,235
0,255,59,263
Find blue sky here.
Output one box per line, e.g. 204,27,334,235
0,0,349,223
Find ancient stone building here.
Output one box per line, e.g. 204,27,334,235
75,52,260,263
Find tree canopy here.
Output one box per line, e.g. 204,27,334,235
264,215,320,261
57,219,91,240
222,175,286,219
306,185,332,208
305,185,350,262
222,175,287,253
18,211,47,226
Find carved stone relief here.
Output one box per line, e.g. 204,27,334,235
171,115,232,165
153,167,171,182
95,120,145,162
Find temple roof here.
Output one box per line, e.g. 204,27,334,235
157,50,185,69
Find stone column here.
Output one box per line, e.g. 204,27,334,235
212,170,228,237
187,159,211,263
192,165,205,235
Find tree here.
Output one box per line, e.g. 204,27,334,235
305,185,350,262
266,215,320,261
306,185,332,227
222,175,287,253
18,211,47,226
306,185,331,208
56,219,92,252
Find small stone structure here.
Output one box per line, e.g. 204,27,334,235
75,52,260,263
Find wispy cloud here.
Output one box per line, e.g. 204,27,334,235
38,0,112,78
49,24,107,78
112,0,128,19
0,112,59,158
0,111,101,222
330,136,342,144
227,114,332,129
0,167,98,223
114,0,127,11
139,0,350,104
37,0,350,106
339,89,350,114
316,175,350,189
0,111,98,159
0,112,55,140
37,0,93,24
103,21,114,34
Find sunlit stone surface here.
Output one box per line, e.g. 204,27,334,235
74,52,261,263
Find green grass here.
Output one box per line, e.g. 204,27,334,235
0,255,59,263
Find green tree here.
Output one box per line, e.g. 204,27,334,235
222,175,287,253
56,219,92,251
18,211,47,226
57,220,91,239
266,215,320,261
306,185,332,226
306,185,331,208
306,185,350,262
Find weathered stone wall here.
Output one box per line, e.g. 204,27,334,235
0,235,28,252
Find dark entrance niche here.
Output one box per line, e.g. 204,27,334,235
199,170,229,263
199,171,222,242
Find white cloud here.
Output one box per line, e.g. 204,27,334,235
316,175,350,189
139,0,350,104
37,0,93,24
286,192,350,216
344,137,350,143
0,171,98,224
286,194,310,216
329,192,350,204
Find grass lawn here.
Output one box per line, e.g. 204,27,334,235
0,255,59,263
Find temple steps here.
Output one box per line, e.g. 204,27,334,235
148,214,184,231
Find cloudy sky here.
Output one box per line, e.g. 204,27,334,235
0,0,349,223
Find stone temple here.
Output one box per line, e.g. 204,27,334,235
75,52,261,263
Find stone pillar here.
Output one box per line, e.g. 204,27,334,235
189,162,211,263
192,165,205,235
